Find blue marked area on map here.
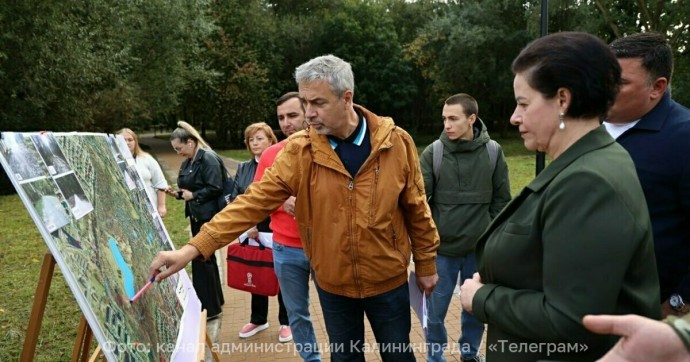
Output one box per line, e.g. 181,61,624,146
109,238,135,299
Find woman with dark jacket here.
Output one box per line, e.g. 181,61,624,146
460,32,660,361
232,123,291,343
167,121,225,319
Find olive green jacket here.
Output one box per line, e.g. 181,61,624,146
473,126,661,361
420,120,511,257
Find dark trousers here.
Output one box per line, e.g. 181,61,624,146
190,218,225,318
316,282,414,362
250,291,289,326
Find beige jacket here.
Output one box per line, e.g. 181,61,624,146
191,105,439,298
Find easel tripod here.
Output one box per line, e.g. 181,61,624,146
21,252,219,361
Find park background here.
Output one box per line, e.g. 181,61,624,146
1,0,688,189
1,0,689,360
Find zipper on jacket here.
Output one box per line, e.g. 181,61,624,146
368,162,380,224
392,228,407,265
348,177,362,296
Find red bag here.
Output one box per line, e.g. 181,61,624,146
226,239,280,296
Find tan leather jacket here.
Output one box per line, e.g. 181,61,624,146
192,105,439,298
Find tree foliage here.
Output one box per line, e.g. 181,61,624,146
0,0,214,133
407,0,531,135
0,0,689,143
589,0,690,107
180,0,274,146
312,0,417,127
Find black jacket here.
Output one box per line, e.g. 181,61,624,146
230,158,258,201
231,158,270,232
177,148,223,221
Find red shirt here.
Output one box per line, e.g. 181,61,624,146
254,140,302,248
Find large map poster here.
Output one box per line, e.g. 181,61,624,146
0,132,201,361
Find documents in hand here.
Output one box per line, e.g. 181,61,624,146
408,270,428,334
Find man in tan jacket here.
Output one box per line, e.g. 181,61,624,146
150,54,439,361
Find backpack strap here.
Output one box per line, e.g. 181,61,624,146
432,138,498,191
432,139,443,185
486,139,499,175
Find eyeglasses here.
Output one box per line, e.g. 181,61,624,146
173,142,192,153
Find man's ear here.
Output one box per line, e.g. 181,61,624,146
468,114,477,126
650,77,668,100
342,89,354,107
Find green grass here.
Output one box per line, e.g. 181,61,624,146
216,149,251,161
0,135,540,360
0,195,83,361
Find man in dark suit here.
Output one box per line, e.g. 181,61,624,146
604,32,690,317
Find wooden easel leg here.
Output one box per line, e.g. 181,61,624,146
197,310,207,361
87,346,102,362
80,327,94,362
20,253,56,362
206,333,220,362
71,315,95,362
72,316,89,360
196,310,220,362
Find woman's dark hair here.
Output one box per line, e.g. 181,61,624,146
511,32,621,119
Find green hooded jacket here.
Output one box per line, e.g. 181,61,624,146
420,119,511,256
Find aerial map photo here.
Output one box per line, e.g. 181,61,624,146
0,132,200,361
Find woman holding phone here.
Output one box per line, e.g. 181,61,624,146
167,121,225,320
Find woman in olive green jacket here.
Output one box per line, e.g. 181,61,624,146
460,32,661,361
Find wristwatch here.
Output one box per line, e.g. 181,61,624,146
670,293,689,313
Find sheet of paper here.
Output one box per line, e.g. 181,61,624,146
408,270,428,333
238,230,273,249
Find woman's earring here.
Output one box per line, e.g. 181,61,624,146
559,112,566,130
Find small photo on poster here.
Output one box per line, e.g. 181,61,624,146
106,135,124,163
31,133,72,176
0,132,49,182
119,162,136,190
54,172,94,219
21,177,71,232
130,166,146,192
152,214,173,250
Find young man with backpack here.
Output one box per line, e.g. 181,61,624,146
420,93,511,362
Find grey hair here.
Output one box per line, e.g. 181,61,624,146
294,54,354,98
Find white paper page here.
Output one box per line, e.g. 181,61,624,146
408,270,428,333
238,230,273,249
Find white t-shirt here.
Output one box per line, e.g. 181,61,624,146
603,120,640,139
134,154,168,207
